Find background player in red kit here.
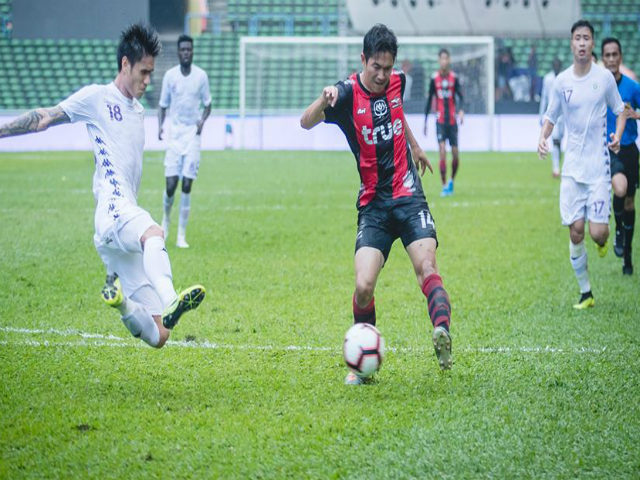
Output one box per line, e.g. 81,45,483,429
424,48,464,197
300,24,453,383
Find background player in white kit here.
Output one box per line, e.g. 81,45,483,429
0,24,205,347
158,34,211,248
538,20,627,309
539,58,564,178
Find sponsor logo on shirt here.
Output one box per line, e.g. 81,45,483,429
390,97,401,108
357,107,367,115
361,118,403,145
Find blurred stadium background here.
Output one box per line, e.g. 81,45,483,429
0,0,637,150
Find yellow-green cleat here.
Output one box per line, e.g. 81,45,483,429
162,285,206,329
573,292,595,310
101,273,123,308
432,326,453,370
595,240,608,258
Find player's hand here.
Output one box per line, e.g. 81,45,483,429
608,132,621,154
624,103,640,120
414,148,432,176
158,128,163,141
458,110,464,125
537,137,549,159
322,86,339,108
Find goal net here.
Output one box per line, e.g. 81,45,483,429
239,36,494,145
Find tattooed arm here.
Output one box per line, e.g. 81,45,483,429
0,106,70,139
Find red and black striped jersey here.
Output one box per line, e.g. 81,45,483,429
323,71,426,210
425,70,463,126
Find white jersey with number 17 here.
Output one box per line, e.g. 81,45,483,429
544,63,624,184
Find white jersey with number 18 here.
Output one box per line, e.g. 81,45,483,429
59,82,145,215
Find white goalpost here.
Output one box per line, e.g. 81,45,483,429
239,36,494,149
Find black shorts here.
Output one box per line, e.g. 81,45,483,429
436,123,458,147
355,200,438,261
610,143,639,197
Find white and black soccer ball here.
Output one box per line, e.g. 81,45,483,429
343,323,385,378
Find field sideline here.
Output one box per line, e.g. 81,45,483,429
1,150,639,478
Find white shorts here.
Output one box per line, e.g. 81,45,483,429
559,176,611,226
94,202,163,315
164,123,201,179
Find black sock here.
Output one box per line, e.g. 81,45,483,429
623,209,635,254
613,195,624,236
579,291,593,302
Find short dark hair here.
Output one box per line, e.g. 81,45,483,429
438,48,450,57
570,19,594,37
177,34,193,48
117,23,161,72
362,24,398,61
601,36,622,56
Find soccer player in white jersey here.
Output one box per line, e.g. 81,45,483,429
539,58,564,178
158,34,211,248
538,20,627,309
0,24,205,347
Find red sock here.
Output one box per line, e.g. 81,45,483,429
452,156,459,179
353,294,376,325
439,158,447,184
421,274,450,330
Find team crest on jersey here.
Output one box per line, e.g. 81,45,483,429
373,99,388,117
563,89,573,103
390,97,401,108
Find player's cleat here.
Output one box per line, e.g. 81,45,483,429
432,326,452,370
101,273,123,308
344,371,364,385
614,229,624,258
162,285,206,329
446,179,454,195
595,240,608,258
552,169,560,178
573,291,595,310
176,235,190,249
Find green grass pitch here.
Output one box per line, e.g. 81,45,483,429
1,150,639,478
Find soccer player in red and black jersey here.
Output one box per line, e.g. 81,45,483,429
301,24,453,383
423,48,464,197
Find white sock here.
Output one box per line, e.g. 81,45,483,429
569,241,591,294
143,235,177,308
552,143,560,173
163,191,175,220
178,193,191,239
121,300,160,347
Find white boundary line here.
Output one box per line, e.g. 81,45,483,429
0,326,613,355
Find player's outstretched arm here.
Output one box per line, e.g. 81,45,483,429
0,106,70,139
300,86,338,130
537,119,554,159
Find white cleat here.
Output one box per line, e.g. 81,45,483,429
176,236,190,249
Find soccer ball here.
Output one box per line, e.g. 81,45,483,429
343,323,385,378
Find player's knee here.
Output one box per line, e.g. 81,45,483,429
354,276,375,305
141,225,165,246
181,178,193,194
569,228,584,244
166,176,179,197
418,258,438,284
